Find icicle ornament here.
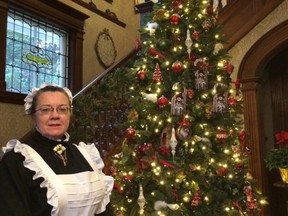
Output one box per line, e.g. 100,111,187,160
170,128,178,158
137,184,146,215
185,29,193,58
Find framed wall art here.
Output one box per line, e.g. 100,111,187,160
95,28,117,68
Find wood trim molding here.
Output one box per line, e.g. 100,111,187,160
218,0,284,49
0,0,88,103
241,87,266,191
0,0,8,91
71,0,126,28
0,91,25,105
238,19,288,197
239,19,288,80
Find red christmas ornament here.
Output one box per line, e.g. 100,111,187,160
244,185,257,209
125,127,136,139
228,97,237,106
206,5,214,16
234,78,240,89
189,54,197,62
239,130,246,150
138,143,154,155
136,143,156,172
179,116,190,126
113,182,123,193
186,89,194,99
172,60,184,73
191,190,201,206
158,95,169,108
223,61,234,75
216,129,228,142
170,13,180,25
216,166,228,176
135,38,140,50
158,146,172,156
172,0,184,11
137,70,145,80
153,63,162,82
123,174,133,181
172,187,179,202
202,20,212,30
193,31,199,41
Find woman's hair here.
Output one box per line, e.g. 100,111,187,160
27,85,72,115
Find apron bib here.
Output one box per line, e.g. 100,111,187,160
22,144,106,216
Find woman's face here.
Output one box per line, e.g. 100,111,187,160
33,91,71,140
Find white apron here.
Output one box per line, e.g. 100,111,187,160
5,140,114,216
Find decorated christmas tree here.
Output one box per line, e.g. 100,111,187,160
110,0,266,215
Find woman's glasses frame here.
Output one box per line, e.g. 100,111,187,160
35,105,70,115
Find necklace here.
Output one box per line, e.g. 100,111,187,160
53,144,67,166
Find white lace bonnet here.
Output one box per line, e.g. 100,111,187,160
24,82,73,115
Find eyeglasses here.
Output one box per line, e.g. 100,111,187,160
35,105,70,115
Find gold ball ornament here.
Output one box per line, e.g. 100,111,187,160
127,108,139,122
153,9,166,22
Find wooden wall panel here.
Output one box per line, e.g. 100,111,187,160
218,0,284,49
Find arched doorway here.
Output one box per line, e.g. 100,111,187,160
238,20,288,216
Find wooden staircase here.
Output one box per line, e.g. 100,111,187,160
68,49,139,174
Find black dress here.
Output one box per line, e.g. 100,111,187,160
0,130,114,216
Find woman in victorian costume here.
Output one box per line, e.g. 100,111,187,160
0,83,114,216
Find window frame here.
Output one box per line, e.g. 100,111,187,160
0,0,89,104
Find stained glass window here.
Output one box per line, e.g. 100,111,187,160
5,8,69,93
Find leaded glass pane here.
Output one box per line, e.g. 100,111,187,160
6,9,69,93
